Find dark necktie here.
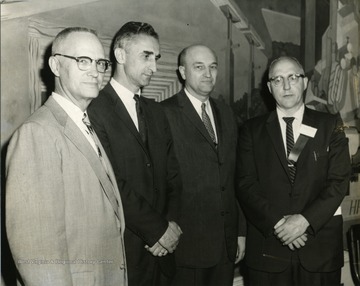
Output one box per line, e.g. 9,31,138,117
201,102,216,144
283,117,296,183
133,94,147,144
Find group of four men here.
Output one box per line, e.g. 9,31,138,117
5,21,350,286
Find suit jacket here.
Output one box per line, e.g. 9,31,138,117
5,96,127,286
161,89,246,268
236,107,350,273
88,83,182,276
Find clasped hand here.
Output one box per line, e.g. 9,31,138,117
274,214,309,251
145,221,182,257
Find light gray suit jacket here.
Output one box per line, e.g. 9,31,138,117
6,96,127,286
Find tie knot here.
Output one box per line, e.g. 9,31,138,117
201,102,206,111
133,94,140,102
283,117,295,125
82,113,90,125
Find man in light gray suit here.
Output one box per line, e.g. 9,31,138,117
5,27,127,286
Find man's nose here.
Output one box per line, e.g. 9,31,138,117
87,61,99,77
283,78,291,90
149,59,157,73
204,67,212,77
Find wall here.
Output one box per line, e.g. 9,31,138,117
1,2,268,284
1,0,268,147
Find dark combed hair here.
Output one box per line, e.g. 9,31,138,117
52,27,98,54
113,21,159,51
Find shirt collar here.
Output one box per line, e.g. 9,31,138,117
51,92,85,123
110,78,141,100
184,88,210,111
276,104,305,123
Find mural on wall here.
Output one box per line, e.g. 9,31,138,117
302,0,360,227
230,0,360,238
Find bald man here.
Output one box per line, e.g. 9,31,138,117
161,45,246,286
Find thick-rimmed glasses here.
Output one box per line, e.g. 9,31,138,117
53,53,111,73
269,73,305,87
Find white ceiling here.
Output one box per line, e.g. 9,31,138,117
1,0,100,21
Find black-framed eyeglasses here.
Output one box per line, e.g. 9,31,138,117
269,73,305,87
53,53,111,73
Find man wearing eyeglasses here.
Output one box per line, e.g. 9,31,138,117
88,22,182,286
236,56,350,285
6,27,127,285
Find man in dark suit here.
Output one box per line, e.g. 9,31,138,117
161,44,246,286
88,21,182,286
236,56,350,285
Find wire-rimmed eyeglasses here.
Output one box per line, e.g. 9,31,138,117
53,53,111,73
269,74,305,87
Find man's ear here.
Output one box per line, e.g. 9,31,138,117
267,81,272,94
303,76,309,90
114,47,126,64
178,66,186,81
48,56,60,77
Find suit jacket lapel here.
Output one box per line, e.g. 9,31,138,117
266,111,291,178
44,97,122,221
295,107,316,169
104,84,149,154
178,90,217,152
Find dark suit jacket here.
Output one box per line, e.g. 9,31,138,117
161,89,246,268
88,83,182,276
236,107,350,273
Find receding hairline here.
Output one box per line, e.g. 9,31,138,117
268,56,304,77
51,27,98,54
179,44,217,67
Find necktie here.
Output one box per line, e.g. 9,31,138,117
283,117,296,183
133,94,147,144
82,113,110,175
201,102,216,144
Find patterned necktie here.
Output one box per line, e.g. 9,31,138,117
82,113,111,175
201,102,216,144
83,113,102,157
283,117,296,183
133,94,147,144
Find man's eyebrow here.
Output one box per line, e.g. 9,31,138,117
143,50,161,60
192,61,217,65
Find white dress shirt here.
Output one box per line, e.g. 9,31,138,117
184,88,218,143
110,78,141,130
277,104,305,156
52,92,98,154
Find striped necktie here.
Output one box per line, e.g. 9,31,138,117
283,117,296,184
201,102,216,145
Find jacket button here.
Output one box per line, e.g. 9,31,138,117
221,187,225,192
146,163,151,168
221,211,225,216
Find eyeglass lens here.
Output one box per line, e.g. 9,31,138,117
77,57,109,73
271,74,303,87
